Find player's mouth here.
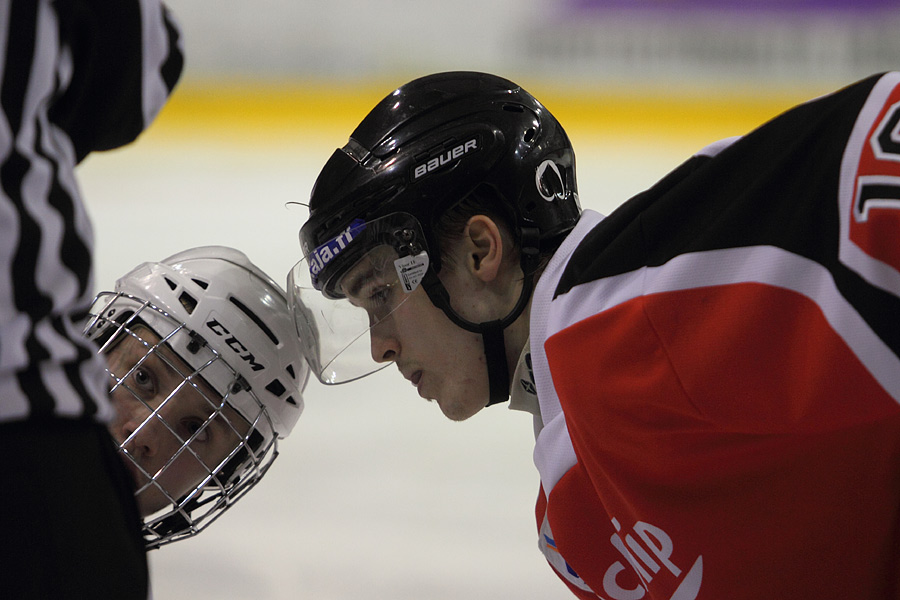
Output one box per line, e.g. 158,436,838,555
121,454,151,491
410,370,423,391
411,370,432,399
400,366,427,397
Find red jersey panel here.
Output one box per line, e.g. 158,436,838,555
543,284,900,599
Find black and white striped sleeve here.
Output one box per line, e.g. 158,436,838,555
0,0,183,422
50,0,184,160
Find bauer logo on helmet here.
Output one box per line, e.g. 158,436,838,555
412,137,479,180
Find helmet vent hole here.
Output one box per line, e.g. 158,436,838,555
286,364,296,379
230,297,279,345
524,127,536,143
179,292,198,314
285,396,298,407
265,379,286,397
163,277,177,291
502,103,525,113
192,278,209,290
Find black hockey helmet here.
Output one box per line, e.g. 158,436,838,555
299,70,580,297
293,72,580,405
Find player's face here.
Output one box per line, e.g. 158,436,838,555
105,326,250,516
373,286,489,420
355,254,501,421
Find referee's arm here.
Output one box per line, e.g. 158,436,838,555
48,0,184,161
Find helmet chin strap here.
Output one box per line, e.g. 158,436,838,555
419,228,540,407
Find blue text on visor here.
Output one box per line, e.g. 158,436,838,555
308,218,367,288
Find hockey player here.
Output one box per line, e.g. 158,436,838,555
289,71,900,598
85,246,309,550
0,1,182,598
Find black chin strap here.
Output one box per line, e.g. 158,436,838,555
480,319,511,406
420,227,540,407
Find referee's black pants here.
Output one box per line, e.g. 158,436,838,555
0,418,148,599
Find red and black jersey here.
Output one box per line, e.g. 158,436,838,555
529,72,900,599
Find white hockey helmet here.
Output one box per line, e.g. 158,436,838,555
85,246,308,549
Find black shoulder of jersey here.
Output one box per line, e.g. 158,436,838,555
555,73,883,298
554,73,900,356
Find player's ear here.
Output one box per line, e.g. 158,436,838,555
463,215,504,283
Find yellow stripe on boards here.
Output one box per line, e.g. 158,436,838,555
142,78,831,149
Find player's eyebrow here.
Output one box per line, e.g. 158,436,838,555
340,264,375,300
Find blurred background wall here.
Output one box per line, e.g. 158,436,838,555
153,0,900,143
173,0,899,86
79,2,900,599
141,0,900,200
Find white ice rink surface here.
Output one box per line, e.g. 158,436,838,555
76,105,754,600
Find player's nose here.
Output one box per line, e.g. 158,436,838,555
370,321,399,363
119,402,163,460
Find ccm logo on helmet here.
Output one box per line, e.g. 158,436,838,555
206,319,264,372
413,138,479,180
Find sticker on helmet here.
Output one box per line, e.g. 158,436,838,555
394,251,429,293
536,159,565,202
308,219,367,281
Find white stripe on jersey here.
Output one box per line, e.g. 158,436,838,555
25,3,82,311
140,0,178,128
530,210,604,429
0,0,21,351
544,245,900,407
529,210,603,496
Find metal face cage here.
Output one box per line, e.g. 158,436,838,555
85,292,278,549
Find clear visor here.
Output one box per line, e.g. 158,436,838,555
288,239,431,385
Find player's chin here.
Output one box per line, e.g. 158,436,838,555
435,395,487,422
135,489,168,518
125,463,169,516
120,455,148,491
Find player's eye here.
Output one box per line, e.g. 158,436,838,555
369,284,392,306
184,418,210,444
129,366,157,398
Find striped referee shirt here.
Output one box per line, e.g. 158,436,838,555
0,0,182,423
